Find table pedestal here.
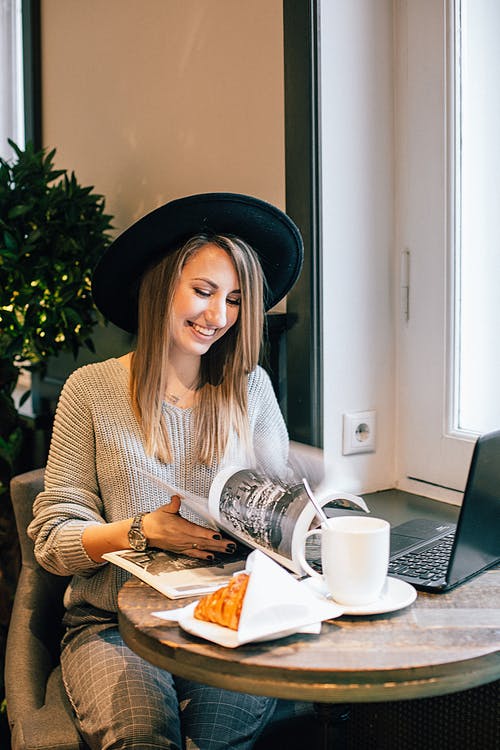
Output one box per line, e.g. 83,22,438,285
314,702,351,749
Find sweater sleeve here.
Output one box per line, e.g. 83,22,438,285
248,366,289,476
28,369,106,576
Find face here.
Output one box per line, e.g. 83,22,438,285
169,243,241,360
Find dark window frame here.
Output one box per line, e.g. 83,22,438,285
22,0,42,148
283,0,323,447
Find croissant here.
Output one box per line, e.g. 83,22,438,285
194,573,249,630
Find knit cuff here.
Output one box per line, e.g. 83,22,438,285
55,520,107,575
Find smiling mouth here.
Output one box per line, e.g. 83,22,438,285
190,322,217,337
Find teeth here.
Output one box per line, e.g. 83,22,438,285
192,323,216,336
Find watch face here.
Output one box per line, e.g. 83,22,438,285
128,528,147,552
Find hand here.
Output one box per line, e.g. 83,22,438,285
142,495,236,560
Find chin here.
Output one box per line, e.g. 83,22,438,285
182,340,214,357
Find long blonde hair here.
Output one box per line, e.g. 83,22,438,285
130,233,265,465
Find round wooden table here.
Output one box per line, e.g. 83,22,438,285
118,565,500,704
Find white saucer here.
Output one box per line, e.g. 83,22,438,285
302,576,417,615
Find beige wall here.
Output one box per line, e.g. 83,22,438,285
41,0,285,235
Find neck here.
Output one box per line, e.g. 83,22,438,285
164,354,201,407
166,351,200,385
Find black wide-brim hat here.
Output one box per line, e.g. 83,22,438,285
92,192,304,333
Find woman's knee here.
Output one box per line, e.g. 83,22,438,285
175,678,277,750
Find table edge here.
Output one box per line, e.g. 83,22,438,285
118,611,500,703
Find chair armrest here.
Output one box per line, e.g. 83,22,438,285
5,564,68,718
5,565,85,749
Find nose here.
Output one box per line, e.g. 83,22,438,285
205,294,227,327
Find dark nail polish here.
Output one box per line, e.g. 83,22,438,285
226,543,236,552
212,534,222,540
206,554,214,561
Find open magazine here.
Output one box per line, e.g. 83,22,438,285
104,464,369,599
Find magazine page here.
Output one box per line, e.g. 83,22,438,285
103,546,247,599
208,467,306,572
208,467,369,575
135,469,218,530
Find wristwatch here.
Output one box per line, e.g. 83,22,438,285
128,513,148,552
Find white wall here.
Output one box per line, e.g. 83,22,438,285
320,0,396,493
41,0,285,235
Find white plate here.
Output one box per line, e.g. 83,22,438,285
173,602,323,648
303,576,417,615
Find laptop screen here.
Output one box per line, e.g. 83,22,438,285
448,430,500,585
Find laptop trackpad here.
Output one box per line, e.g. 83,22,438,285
390,518,456,556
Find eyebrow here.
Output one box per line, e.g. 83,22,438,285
193,276,241,295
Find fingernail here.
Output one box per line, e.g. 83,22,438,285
212,534,222,540
226,543,236,552
206,554,214,561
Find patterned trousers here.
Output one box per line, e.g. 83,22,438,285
61,621,277,750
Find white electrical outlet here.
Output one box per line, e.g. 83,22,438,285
343,411,376,455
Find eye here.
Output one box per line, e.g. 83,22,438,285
194,287,211,298
227,296,241,307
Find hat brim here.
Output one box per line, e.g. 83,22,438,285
92,192,304,333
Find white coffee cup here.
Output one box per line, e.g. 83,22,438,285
297,516,390,606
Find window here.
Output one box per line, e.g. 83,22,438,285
0,0,25,160
454,0,500,434
395,0,500,501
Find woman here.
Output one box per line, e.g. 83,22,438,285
28,193,303,750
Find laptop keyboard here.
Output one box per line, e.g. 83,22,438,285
388,533,455,582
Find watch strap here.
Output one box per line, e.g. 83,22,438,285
128,512,148,551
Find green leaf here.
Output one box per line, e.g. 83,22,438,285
7,204,31,219
3,230,18,249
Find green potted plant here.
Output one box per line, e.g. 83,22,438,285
0,139,113,702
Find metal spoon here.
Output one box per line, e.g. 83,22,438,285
302,477,329,525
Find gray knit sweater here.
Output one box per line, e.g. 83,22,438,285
28,358,289,616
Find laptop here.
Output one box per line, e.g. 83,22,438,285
387,430,500,592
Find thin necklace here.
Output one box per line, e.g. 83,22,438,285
165,377,199,406
166,392,182,405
